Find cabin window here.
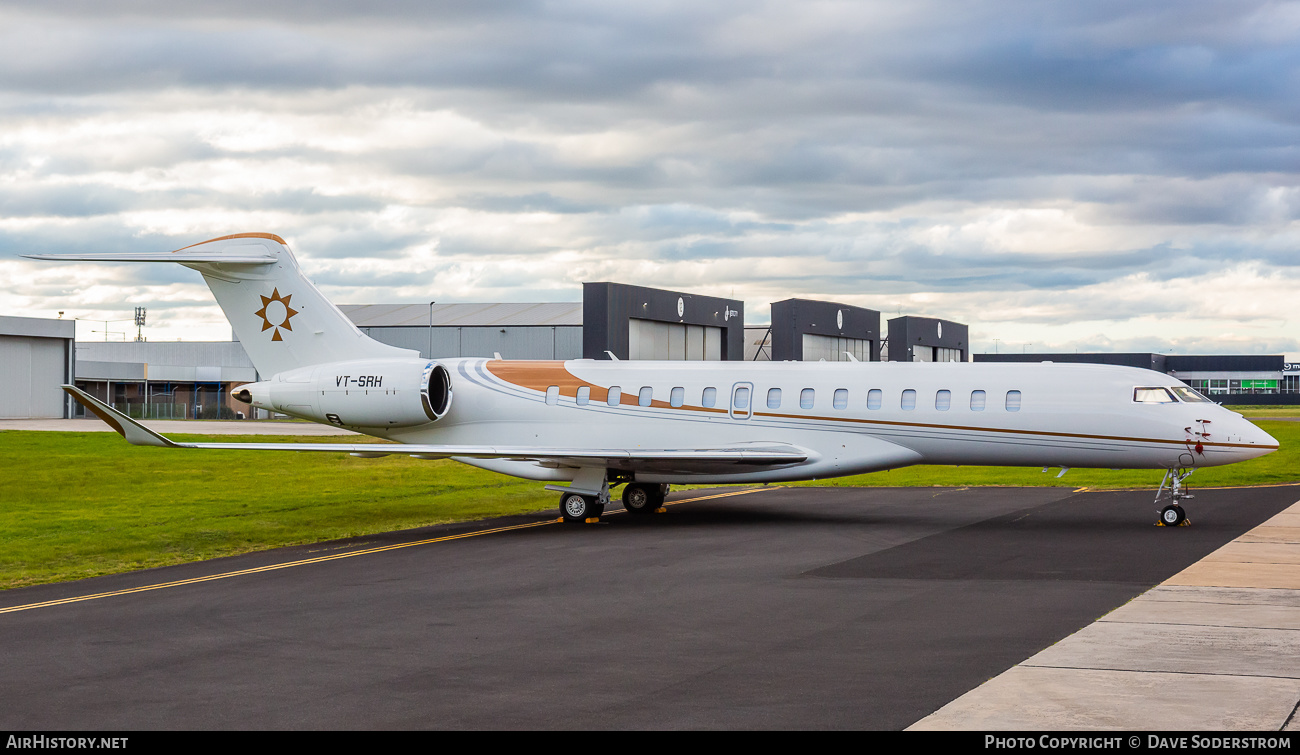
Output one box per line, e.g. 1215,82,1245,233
970,390,986,411
901,389,916,411
1134,387,1177,404
670,387,685,407
767,387,782,409
576,386,590,406
867,388,882,410
607,386,621,406
833,388,848,410
702,387,717,408
545,385,559,406
800,388,815,409
734,386,750,409
639,386,653,406
935,390,951,411
1005,390,1022,411
1170,386,1211,403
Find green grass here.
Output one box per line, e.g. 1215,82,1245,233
1223,405,1300,418
0,431,556,590
1,420,1295,590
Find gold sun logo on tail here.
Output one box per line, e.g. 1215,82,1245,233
254,288,299,341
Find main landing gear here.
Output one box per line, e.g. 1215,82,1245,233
554,471,670,523
621,483,668,515
559,491,604,523
1155,467,1195,527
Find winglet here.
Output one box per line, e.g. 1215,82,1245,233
61,385,182,448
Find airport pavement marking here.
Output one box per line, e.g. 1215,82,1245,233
908,497,1300,731
0,486,777,616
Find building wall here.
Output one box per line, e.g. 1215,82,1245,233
0,335,68,418
358,325,583,360
0,315,75,419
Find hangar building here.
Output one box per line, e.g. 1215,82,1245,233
74,341,258,419
339,302,583,360
885,316,969,363
0,315,75,418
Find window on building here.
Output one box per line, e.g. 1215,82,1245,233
670,387,685,407
867,388,882,410
935,389,951,411
767,387,782,409
901,389,916,411
833,388,848,410
800,388,815,409
1005,390,1022,411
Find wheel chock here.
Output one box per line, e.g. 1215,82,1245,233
584,517,601,524
655,507,667,514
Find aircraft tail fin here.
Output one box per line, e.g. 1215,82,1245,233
27,233,416,377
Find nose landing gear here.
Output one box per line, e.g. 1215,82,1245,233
1155,467,1195,527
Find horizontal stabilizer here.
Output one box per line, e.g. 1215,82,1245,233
62,386,810,469
33,233,415,377
24,252,276,264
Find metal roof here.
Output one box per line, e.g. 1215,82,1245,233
339,303,583,328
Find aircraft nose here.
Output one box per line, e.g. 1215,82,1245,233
1236,418,1279,460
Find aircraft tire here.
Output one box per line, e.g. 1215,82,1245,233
622,484,657,515
1160,504,1186,527
560,493,599,523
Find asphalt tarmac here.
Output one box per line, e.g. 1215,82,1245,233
0,484,1295,730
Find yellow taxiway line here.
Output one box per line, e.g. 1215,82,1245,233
0,487,776,615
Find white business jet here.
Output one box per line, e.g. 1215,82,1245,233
30,233,1278,527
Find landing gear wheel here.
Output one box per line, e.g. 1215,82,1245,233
560,493,600,523
622,483,662,515
1160,504,1186,527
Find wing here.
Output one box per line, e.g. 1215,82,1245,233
61,385,809,472
23,252,277,264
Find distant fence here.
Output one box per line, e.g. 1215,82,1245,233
71,403,251,420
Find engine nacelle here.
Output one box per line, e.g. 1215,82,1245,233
232,359,452,428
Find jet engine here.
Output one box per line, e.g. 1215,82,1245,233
231,359,452,428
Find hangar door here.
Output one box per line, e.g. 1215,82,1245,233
0,335,67,418
628,318,723,360
909,346,963,362
802,334,872,362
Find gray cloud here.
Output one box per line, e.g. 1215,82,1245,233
1,1,1297,351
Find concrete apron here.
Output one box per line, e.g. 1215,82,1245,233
910,500,1300,731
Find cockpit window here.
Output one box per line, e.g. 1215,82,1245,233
1134,387,1177,404
1170,386,1212,403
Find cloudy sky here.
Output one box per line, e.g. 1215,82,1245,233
1,0,1297,357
